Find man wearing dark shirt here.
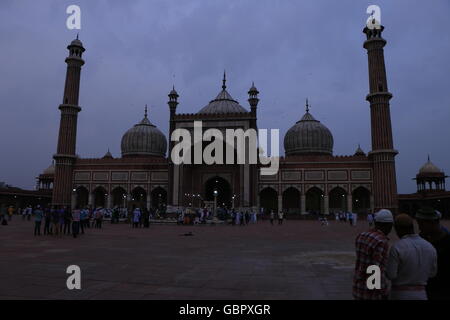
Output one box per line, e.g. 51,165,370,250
416,207,450,300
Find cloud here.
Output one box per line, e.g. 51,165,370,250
0,0,449,194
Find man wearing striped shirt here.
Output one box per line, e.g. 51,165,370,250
353,209,394,300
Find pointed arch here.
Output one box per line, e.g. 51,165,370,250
329,187,347,213
352,186,371,213
282,187,301,214
92,186,107,208
259,187,278,214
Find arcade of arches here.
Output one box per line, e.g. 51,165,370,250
73,186,167,210
259,186,373,215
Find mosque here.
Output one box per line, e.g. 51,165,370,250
28,24,448,216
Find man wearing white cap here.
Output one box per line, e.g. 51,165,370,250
353,209,393,300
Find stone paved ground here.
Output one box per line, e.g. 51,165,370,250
1,217,448,300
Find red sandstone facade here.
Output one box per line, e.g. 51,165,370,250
43,24,405,215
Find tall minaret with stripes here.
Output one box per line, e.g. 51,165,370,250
52,37,85,208
363,24,398,213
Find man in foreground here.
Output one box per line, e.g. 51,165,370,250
416,207,450,300
353,209,393,300
386,214,437,300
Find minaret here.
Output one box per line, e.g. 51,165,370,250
363,25,398,213
52,37,85,208
248,82,259,209
248,82,259,116
167,85,179,206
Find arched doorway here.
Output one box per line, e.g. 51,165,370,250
306,187,323,214
75,186,89,208
112,187,127,207
329,187,347,213
204,176,232,209
352,187,370,213
260,187,278,214
131,187,147,210
93,186,107,208
282,187,300,214
151,187,167,210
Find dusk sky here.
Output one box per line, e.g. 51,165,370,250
0,0,449,193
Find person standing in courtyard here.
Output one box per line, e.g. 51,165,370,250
51,206,60,236
43,207,51,235
367,212,374,227
33,205,44,236
353,209,393,300
348,212,353,226
251,209,257,224
79,207,87,234
63,207,72,235
235,210,240,225
239,211,245,226
352,212,358,226
58,207,65,235
278,211,284,225
231,209,236,225
98,207,104,228
26,205,32,221
416,207,450,300
7,205,14,221
72,206,81,238
245,211,250,225
143,207,150,228
270,210,275,225
132,207,141,228
386,214,437,300
0,205,7,225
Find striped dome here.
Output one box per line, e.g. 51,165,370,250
121,115,167,157
284,110,334,156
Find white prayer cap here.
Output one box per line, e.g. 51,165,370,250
374,209,394,223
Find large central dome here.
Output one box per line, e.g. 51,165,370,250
284,102,334,156
197,73,247,114
121,109,167,157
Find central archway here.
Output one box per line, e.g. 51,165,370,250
151,187,167,210
204,176,232,208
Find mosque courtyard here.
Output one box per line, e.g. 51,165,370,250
1,218,448,300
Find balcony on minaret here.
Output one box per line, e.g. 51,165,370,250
248,82,259,112
168,86,179,117
65,37,85,66
363,25,384,40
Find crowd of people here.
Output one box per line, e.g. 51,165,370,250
28,205,106,238
353,207,450,300
0,204,169,237
334,211,359,226
175,207,262,225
